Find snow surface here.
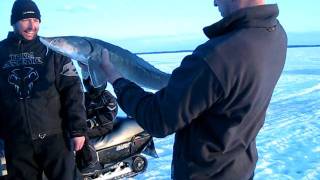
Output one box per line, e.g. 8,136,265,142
1,47,319,180
122,47,320,180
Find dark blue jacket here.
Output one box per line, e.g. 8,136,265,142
113,4,287,180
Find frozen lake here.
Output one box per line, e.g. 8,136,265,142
1,47,319,180
127,47,320,180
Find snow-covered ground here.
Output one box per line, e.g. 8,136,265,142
127,47,320,180
1,47,319,180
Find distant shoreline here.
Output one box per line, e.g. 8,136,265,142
135,45,320,55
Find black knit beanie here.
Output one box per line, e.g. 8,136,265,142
10,0,41,25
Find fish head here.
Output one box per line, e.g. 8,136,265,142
40,36,94,64
40,36,108,87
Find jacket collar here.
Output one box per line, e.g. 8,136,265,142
203,4,279,39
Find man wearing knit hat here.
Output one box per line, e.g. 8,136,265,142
10,0,41,41
0,0,87,179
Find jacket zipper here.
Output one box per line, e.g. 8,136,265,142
19,40,34,140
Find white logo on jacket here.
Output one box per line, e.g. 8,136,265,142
2,52,43,69
8,67,39,99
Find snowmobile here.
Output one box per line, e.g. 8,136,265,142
82,116,158,180
0,117,158,180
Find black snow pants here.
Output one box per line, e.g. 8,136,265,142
4,134,82,180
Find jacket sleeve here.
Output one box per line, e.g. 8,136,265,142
55,54,87,137
113,54,224,138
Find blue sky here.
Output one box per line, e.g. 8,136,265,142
1,0,320,51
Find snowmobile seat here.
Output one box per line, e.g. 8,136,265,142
90,117,145,151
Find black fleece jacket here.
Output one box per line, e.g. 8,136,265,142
0,32,87,141
113,4,287,180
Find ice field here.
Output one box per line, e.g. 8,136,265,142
127,47,320,180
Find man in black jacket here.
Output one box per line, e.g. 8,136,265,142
0,0,87,179
87,0,287,179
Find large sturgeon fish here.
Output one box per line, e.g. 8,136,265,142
40,36,170,90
